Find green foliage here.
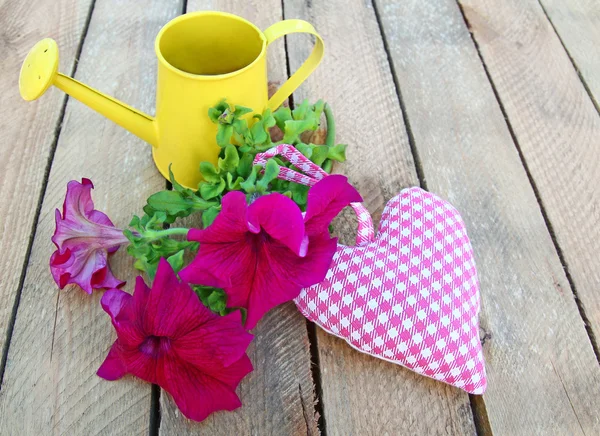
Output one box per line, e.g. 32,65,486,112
199,98,346,210
124,220,197,280
124,98,346,315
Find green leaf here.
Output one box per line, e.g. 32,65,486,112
250,119,268,144
234,105,252,118
147,191,192,215
192,285,214,304
202,206,220,228
289,182,309,207
128,215,142,230
216,124,233,147
237,153,254,178
313,99,325,117
208,107,221,123
256,159,280,193
200,177,226,200
295,142,312,158
145,190,216,224
292,99,310,120
167,250,185,272
226,172,244,190
199,162,221,184
328,143,347,162
310,144,329,166
322,159,333,173
282,119,317,144
208,99,229,124
207,290,227,313
218,145,239,173
192,285,228,314
167,165,187,193
273,106,292,130
262,109,276,129
240,164,261,193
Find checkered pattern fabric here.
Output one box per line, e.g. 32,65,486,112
296,188,486,394
254,146,486,394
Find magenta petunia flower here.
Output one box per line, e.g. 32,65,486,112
179,175,362,329
98,259,253,422
50,178,128,294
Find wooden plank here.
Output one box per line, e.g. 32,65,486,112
0,1,181,434
538,0,600,108
158,2,318,435
0,0,93,370
378,0,600,433
284,0,477,434
461,0,600,347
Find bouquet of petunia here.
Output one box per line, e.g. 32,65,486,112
49,100,359,421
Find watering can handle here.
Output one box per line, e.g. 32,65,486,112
263,20,325,111
254,144,375,246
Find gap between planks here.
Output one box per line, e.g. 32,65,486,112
371,0,427,191
0,0,99,390
455,0,600,365
279,0,326,433
535,0,600,116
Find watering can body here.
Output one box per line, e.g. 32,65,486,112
19,12,324,189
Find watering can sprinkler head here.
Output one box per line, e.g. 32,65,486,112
19,38,59,101
18,38,158,148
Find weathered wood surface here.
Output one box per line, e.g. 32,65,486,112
158,2,318,435
285,0,477,434
539,0,600,109
377,0,600,434
460,0,600,347
3,0,600,434
0,0,181,434
0,0,93,374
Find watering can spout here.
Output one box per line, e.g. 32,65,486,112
19,39,158,147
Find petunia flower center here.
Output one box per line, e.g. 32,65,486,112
246,230,272,253
139,335,172,358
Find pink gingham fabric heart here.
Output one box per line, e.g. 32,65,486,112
254,146,486,394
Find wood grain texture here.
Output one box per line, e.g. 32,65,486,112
0,0,93,367
538,0,600,108
379,0,600,433
285,0,477,434
0,0,181,434
460,0,600,347
158,2,318,435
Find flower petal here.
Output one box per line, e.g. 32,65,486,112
292,235,338,287
142,259,214,337
160,353,252,422
101,288,132,324
180,236,254,309
50,179,127,293
62,178,95,220
97,342,127,381
303,175,362,236
241,236,337,329
247,193,306,255
173,310,253,368
51,245,114,294
188,191,250,245
101,288,145,348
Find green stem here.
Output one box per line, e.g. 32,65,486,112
324,103,336,148
144,227,190,242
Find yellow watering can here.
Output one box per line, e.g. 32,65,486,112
19,11,324,189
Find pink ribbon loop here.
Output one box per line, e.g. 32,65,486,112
253,144,375,246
